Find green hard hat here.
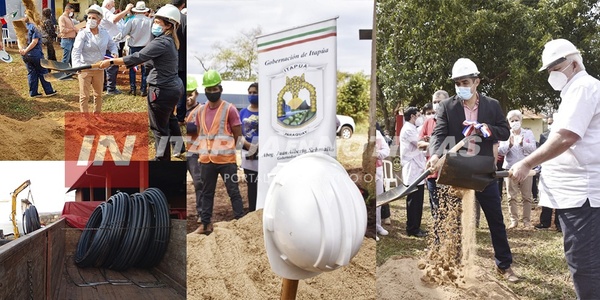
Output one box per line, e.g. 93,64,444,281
202,70,222,88
187,75,198,92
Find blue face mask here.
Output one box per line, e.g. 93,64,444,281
455,86,473,100
248,94,258,105
151,24,163,37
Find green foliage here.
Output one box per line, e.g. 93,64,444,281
209,27,262,81
337,71,370,123
376,0,600,119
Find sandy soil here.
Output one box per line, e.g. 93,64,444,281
187,209,376,299
0,115,64,160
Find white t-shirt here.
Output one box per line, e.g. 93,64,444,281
540,71,600,209
399,122,426,185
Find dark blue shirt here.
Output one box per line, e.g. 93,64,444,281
25,23,44,58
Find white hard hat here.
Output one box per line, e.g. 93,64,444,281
263,153,367,280
539,39,580,71
85,4,103,16
451,58,480,80
155,4,180,26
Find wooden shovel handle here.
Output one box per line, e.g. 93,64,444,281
280,278,299,300
431,136,474,171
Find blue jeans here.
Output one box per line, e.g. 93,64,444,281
24,55,54,96
60,38,74,64
426,178,439,219
128,46,147,92
187,153,203,216
559,200,600,299
105,50,118,91
476,181,513,269
199,162,245,225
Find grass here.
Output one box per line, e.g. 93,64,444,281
377,190,577,299
0,43,146,122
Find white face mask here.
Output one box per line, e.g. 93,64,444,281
86,19,98,29
415,115,424,127
69,12,74,17
110,7,116,13
433,102,440,112
547,61,573,91
426,114,435,120
510,120,521,131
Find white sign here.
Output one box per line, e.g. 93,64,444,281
256,18,338,209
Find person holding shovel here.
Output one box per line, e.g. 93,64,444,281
427,58,518,282
19,14,57,98
510,38,600,299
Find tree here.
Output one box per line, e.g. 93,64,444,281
376,0,600,128
337,71,370,123
204,26,262,81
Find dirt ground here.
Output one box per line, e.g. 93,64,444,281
187,209,376,299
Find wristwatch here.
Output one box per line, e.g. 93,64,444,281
110,60,114,65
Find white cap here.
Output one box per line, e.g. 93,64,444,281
263,153,367,280
539,39,580,71
451,58,480,80
131,1,149,13
85,4,103,16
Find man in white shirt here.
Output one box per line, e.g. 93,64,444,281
120,1,152,96
511,38,600,299
100,0,133,94
400,107,427,237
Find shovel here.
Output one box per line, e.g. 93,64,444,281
41,59,103,73
376,136,474,207
437,154,537,191
280,278,299,300
43,72,76,82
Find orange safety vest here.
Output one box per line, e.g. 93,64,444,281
196,101,237,164
185,104,202,153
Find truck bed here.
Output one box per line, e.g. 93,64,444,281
0,218,186,299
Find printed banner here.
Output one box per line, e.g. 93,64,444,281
256,18,338,209
64,112,149,189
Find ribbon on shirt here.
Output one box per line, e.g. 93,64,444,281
462,120,492,138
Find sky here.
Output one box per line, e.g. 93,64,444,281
186,0,374,75
0,162,74,219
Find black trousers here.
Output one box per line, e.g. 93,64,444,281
147,85,181,160
539,206,560,228
406,184,425,235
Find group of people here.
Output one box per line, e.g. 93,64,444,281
381,38,600,296
184,71,260,235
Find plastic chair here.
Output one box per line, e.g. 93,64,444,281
2,28,10,49
382,160,398,191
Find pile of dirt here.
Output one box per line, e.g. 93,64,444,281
0,115,64,160
187,209,375,299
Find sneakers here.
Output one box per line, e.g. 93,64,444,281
377,226,389,236
31,93,43,98
46,90,57,97
523,221,532,229
497,267,519,283
193,222,213,235
383,217,391,225
407,229,427,238
106,89,123,95
140,90,148,97
534,223,549,230
508,221,518,229
128,89,136,96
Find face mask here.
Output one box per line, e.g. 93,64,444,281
547,61,573,91
86,19,98,29
426,114,434,120
547,125,552,131
206,91,221,102
510,121,521,131
151,24,163,36
415,115,424,127
455,86,473,100
248,94,258,105
110,7,116,13
69,12,74,17
433,103,440,112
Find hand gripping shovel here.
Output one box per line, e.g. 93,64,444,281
437,154,537,191
376,136,474,207
41,59,103,72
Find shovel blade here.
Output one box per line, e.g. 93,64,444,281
44,72,75,82
376,184,419,207
41,59,72,71
437,154,496,191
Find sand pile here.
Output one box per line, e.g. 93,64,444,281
378,186,520,299
187,209,375,300
0,115,64,160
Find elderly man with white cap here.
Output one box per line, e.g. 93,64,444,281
511,38,600,298
100,0,134,95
